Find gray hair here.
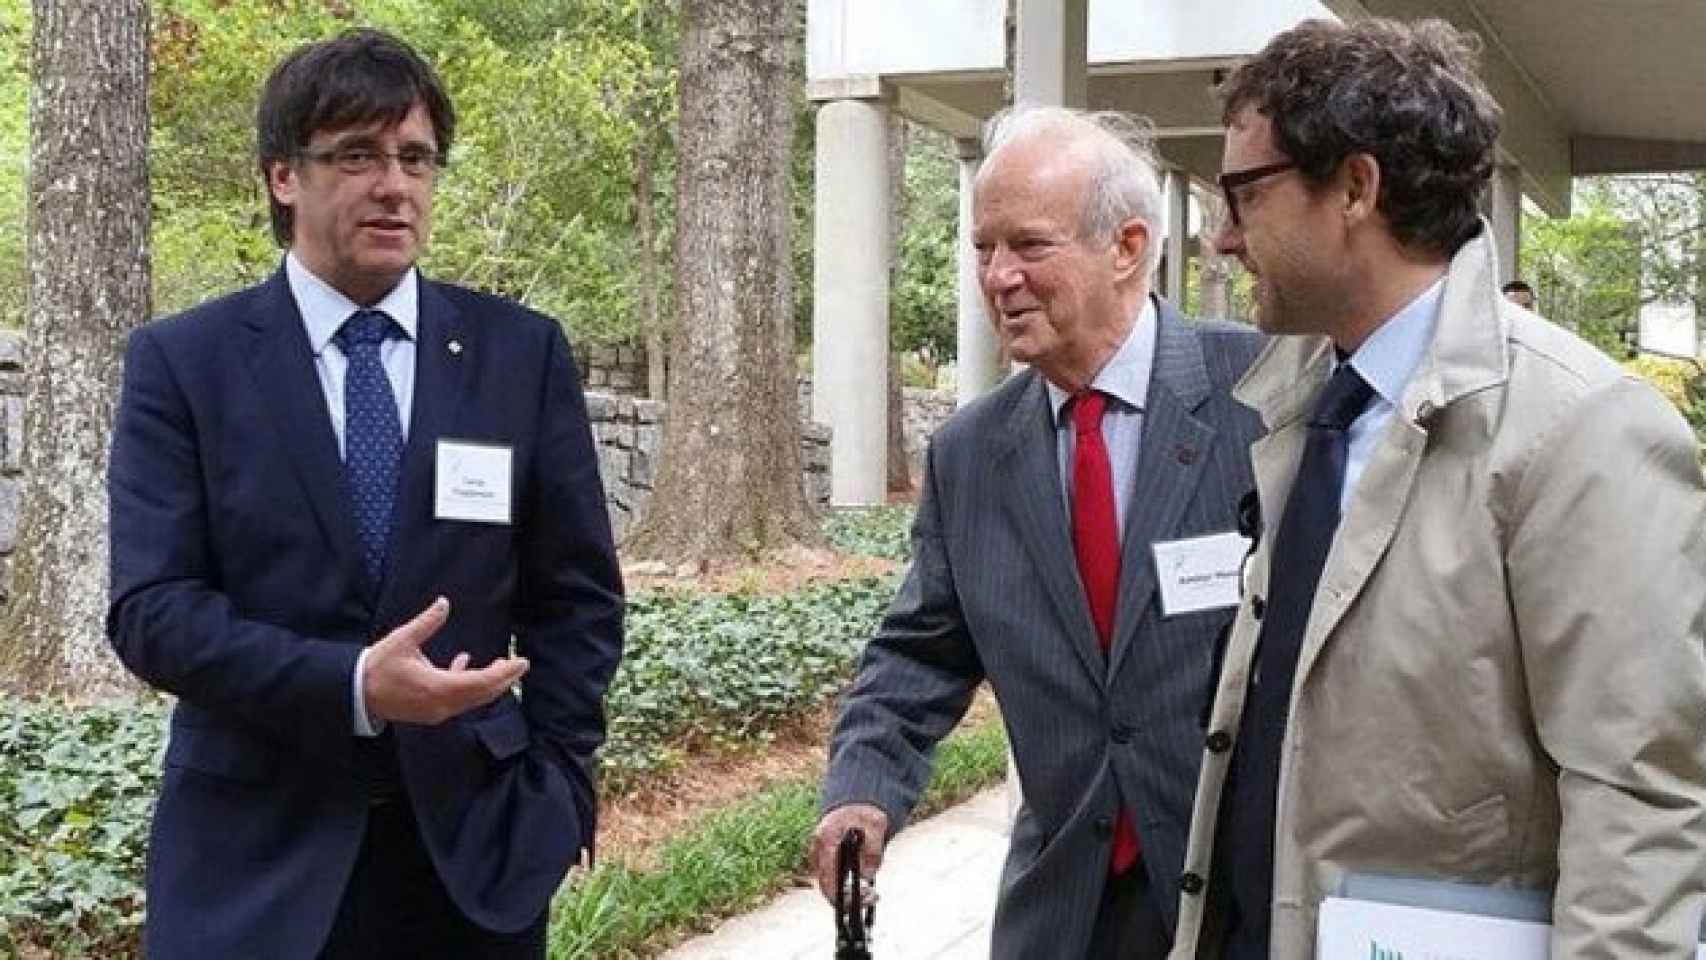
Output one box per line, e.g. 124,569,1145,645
981,106,1166,279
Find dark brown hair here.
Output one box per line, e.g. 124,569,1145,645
1218,18,1502,257
256,29,455,245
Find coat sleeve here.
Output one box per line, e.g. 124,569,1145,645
820,439,985,834
510,324,625,850
1504,375,1706,959
106,326,361,762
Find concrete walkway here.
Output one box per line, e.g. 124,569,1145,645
663,787,1010,959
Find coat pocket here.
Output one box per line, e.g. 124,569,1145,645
164,722,278,785
468,702,531,761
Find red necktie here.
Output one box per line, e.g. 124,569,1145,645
1070,391,1141,875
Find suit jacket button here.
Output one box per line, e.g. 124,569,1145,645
1179,871,1205,895
1251,595,1265,619
1094,816,1113,837
1111,723,1133,744
1206,730,1232,753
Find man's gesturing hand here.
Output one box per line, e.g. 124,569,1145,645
811,803,890,903
362,597,530,725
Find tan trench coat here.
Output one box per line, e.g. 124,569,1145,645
1171,230,1706,959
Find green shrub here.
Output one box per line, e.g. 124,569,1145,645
821,505,916,561
600,575,894,790
0,700,167,958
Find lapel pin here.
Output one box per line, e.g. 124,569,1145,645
1175,446,1199,465
447,339,463,356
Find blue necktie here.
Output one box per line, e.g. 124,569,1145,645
1217,360,1373,959
336,309,404,586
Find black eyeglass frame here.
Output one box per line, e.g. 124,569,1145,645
298,145,447,178
1216,160,1296,228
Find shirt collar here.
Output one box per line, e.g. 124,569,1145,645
285,251,420,355
1046,297,1157,426
1342,276,1443,410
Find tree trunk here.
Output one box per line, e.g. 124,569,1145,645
885,114,911,494
1,0,149,699
636,130,667,401
636,1,669,402
623,0,817,566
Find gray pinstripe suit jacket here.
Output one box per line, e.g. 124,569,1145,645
822,300,1265,958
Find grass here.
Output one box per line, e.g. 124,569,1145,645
547,712,1010,959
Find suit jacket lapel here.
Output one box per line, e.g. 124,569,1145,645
242,270,369,595
1108,300,1216,678
378,278,474,617
994,372,1107,688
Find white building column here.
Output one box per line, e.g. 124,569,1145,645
1163,168,1190,303
811,90,891,506
1013,0,1088,108
955,137,1002,408
1488,163,1523,284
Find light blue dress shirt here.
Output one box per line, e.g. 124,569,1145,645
1339,276,1444,512
284,253,420,737
1045,297,1158,541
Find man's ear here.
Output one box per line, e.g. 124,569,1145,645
266,158,298,208
1340,152,1381,226
1112,217,1151,281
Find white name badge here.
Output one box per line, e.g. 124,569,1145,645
1151,531,1249,617
434,439,513,524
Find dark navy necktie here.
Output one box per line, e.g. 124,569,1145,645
336,309,404,586
1217,359,1373,958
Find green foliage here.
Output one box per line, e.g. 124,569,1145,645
549,715,1009,959
0,0,31,329
0,700,167,958
1522,185,1644,358
550,780,819,959
602,575,895,790
891,125,960,365
821,505,915,561
138,0,679,347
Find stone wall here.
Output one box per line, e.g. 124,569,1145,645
584,390,832,541
0,335,942,569
901,386,955,478
797,377,958,483
578,343,649,396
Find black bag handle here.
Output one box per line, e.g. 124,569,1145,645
834,827,874,959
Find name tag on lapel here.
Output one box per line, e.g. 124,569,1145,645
435,439,513,524
1152,531,1249,617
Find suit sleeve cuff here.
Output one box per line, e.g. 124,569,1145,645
352,647,386,737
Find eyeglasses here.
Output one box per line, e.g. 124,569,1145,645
300,145,444,178
1216,161,1296,228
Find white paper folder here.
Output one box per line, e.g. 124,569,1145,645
1317,875,1706,960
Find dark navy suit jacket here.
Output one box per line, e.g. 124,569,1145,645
107,269,624,958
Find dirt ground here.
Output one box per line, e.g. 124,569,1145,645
621,543,901,595
598,691,1000,871
600,514,954,871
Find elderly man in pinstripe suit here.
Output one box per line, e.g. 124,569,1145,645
811,107,1266,959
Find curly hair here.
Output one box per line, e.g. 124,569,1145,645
1218,17,1502,258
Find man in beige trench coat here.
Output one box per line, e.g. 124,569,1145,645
1171,17,1706,960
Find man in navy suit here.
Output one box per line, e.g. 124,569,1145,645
106,29,623,958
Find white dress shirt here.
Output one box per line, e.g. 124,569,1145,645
1339,276,1444,512
1044,297,1158,541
